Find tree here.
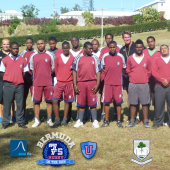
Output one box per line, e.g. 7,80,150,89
82,11,94,26
72,4,82,11
51,12,59,19
60,7,69,14
20,4,39,18
137,142,146,154
0,9,2,13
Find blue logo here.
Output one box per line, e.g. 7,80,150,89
37,140,75,166
10,140,27,157
81,141,97,159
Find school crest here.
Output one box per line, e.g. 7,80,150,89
45,59,48,62
81,141,97,159
117,62,120,65
143,63,146,67
20,64,23,68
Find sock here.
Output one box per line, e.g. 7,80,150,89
101,113,105,115
35,117,40,121
136,116,139,119
78,111,84,122
55,118,60,124
63,117,67,124
117,120,121,123
91,110,97,122
144,119,148,124
130,119,135,124
47,116,51,121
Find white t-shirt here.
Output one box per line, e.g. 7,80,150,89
70,49,82,57
161,56,170,64
92,49,101,58
61,53,70,64
133,53,144,64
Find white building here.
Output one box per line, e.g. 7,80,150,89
0,10,23,21
59,11,139,26
134,0,170,20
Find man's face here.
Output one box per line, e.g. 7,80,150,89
147,38,155,49
109,43,117,55
71,37,79,48
105,35,113,46
2,39,10,51
84,45,93,56
62,44,70,56
10,44,19,56
49,40,57,50
92,40,99,51
37,40,46,52
135,44,144,54
123,34,131,45
26,39,33,50
161,45,169,56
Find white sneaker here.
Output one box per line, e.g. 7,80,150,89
47,119,54,127
92,120,99,128
74,119,83,128
32,118,41,127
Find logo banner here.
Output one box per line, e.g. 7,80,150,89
37,159,75,165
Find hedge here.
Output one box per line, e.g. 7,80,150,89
0,20,168,46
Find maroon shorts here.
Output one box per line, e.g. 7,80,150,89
33,86,53,103
75,81,98,107
101,85,123,105
53,83,74,103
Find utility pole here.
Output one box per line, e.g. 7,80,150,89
85,2,86,11
53,0,55,19
97,8,108,48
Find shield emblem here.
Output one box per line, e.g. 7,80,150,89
81,141,97,159
133,140,150,160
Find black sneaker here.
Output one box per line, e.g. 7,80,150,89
101,120,109,127
135,118,140,125
50,122,61,128
117,121,123,128
62,122,69,127
125,121,135,128
101,114,105,121
152,124,160,129
143,122,150,128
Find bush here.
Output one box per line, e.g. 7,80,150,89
94,16,135,26
167,20,170,31
59,17,78,26
82,11,94,26
0,20,11,26
8,26,14,35
0,20,167,46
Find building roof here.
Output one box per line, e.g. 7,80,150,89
4,10,22,14
60,11,139,17
134,0,165,11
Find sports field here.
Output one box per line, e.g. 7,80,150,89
0,29,170,170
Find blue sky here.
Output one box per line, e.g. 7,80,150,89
1,0,152,18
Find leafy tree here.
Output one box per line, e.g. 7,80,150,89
82,11,94,26
137,142,146,154
0,9,2,13
60,7,69,14
20,4,39,18
51,12,59,19
72,4,82,11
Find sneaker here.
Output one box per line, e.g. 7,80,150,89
117,121,123,128
101,113,105,121
73,119,83,128
47,119,54,127
101,120,109,127
0,117,2,124
152,124,160,129
92,120,99,128
10,117,16,123
50,121,61,128
125,121,135,128
32,118,41,127
62,121,69,127
135,118,140,125
143,122,150,128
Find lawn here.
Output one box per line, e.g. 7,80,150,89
0,29,170,170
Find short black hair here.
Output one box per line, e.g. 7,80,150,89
62,41,70,47
160,44,169,50
147,36,155,42
10,42,19,48
92,39,99,45
135,39,144,46
26,37,33,43
48,36,57,42
84,41,92,48
108,41,117,46
105,33,113,39
71,36,79,41
37,38,45,43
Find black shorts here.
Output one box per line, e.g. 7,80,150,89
123,76,129,91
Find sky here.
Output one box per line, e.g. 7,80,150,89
0,0,153,18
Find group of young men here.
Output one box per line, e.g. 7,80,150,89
0,30,169,129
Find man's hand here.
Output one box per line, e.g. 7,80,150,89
162,78,169,87
92,85,98,94
74,85,80,94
